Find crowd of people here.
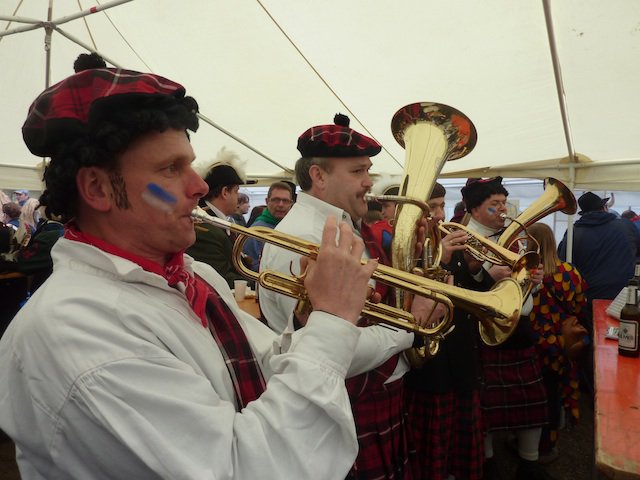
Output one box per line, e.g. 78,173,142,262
1,62,639,480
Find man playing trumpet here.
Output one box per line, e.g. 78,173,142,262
459,177,549,480
260,114,428,480
0,68,381,480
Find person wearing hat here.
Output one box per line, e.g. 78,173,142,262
458,177,552,480
558,191,639,394
403,182,489,480
559,191,637,304
186,154,254,288
0,67,381,479
260,114,424,480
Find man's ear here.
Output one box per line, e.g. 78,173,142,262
309,164,326,187
75,167,113,212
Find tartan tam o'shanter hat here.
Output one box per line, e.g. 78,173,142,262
460,176,509,213
297,113,382,158
22,68,193,157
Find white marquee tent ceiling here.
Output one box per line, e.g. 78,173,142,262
1,0,640,192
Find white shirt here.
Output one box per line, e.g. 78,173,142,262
0,238,362,480
260,191,413,382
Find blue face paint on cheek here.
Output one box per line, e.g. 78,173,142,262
142,183,177,213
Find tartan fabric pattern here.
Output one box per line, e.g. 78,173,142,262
297,123,381,158
405,389,484,480
204,289,266,410
360,221,391,301
23,68,186,156
480,346,548,431
347,373,412,480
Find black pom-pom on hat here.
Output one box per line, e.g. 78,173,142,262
334,113,350,127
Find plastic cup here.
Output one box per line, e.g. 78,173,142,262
234,280,248,301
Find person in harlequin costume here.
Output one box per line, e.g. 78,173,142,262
527,222,588,463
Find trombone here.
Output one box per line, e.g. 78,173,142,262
191,206,523,345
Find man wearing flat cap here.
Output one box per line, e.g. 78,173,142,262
559,191,637,306
0,68,380,479
261,114,420,480
459,177,551,479
186,158,253,288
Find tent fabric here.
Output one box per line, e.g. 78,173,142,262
1,1,640,191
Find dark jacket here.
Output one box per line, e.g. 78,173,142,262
404,251,492,393
186,221,244,289
558,211,635,301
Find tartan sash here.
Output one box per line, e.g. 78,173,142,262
360,222,390,300
203,286,266,409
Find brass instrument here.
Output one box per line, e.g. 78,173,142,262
437,221,541,300
497,177,577,250
389,102,477,279
384,102,480,363
191,207,523,347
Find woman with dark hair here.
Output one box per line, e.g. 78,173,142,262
527,222,588,463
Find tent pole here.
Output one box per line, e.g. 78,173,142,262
565,165,576,263
52,0,134,27
543,0,579,263
44,0,54,89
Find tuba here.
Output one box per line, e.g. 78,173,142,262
386,102,480,363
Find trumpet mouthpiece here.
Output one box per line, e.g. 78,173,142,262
487,207,508,219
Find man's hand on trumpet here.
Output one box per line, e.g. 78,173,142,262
410,275,454,328
299,216,378,325
439,228,470,265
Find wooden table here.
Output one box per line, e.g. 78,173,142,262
237,295,261,319
593,299,640,479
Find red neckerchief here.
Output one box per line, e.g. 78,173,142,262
65,224,266,407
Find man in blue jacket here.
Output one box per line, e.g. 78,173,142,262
558,191,636,304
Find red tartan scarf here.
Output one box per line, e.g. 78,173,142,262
360,221,390,300
64,224,266,408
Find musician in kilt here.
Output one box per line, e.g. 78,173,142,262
404,182,487,480
460,177,552,480
261,114,425,479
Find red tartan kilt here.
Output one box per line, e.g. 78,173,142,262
480,345,548,431
405,389,484,480
348,376,411,480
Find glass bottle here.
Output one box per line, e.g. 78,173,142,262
629,264,640,304
619,284,640,358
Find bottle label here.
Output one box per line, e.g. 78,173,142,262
618,321,639,351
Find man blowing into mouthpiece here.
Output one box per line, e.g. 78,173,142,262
0,68,381,479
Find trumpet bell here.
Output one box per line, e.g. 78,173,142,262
498,177,577,250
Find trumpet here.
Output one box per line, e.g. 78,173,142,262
191,206,523,346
